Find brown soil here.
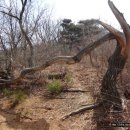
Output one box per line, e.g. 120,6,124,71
0,62,129,130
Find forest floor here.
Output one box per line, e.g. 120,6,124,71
0,60,129,130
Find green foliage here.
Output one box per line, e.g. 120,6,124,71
64,73,73,84
3,88,27,104
60,18,103,50
60,19,82,50
78,19,103,35
11,89,27,103
3,88,13,97
47,80,62,94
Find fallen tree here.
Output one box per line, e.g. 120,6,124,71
0,33,114,85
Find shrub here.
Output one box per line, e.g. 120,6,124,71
3,88,13,97
11,89,27,103
47,80,62,94
3,88,27,107
64,73,73,84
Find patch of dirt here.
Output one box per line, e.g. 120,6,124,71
0,63,105,130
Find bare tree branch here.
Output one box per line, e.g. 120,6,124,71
20,0,27,21
0,11,19,20
108,0,130,45
108,0,130,58
21,0,24,5
0,33,114,85
97,20,126,53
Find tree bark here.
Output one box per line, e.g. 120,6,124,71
88,0,130,128
92,0,130,129
93,43,127,130
101,44,126,111
19,21,34,67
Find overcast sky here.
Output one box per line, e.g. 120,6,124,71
44,0,130,29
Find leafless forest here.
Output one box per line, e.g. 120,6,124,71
0,0,130,130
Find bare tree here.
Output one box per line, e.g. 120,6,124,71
0,6,22,74
37,16,61,44
0,0,60,67
0,0,34,67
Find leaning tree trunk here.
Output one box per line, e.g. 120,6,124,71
92,0,130,129
101,43,126,111
93,43,127,130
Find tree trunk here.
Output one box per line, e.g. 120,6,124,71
19,21,34,67
94,43,127,129
101,43,126,110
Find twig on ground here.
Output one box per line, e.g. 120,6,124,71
61,102,102,120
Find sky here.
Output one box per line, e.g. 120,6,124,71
44,0,130,29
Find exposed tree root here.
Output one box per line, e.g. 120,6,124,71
48,72,67,80
61,102,103,120
62,89,88,93
45,96,76,99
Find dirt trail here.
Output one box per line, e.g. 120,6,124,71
0,63,101,130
